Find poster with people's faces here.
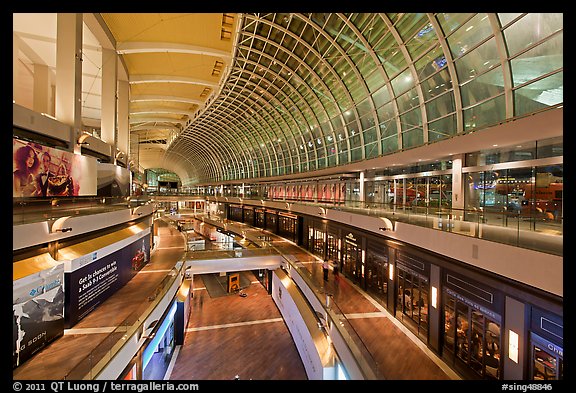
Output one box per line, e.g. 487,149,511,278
13,138,97,197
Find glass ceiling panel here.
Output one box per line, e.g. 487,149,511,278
162,13,562,184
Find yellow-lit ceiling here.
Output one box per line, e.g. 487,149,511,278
100,13,237,181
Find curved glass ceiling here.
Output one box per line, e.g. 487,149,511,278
166,13,563,186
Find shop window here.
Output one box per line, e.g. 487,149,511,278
443,291,502,379
444,297,456,355
326,232,339,261
365,244,389,303
396,266,429,342
531,333,563,380
456,302,470,362
342,234,361,281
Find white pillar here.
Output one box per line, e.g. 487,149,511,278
55,13,83,154
117,79,130,159
101,47,118,162
451,154,465,214
359,171,365,203
33,63,51,114
13,33,19,101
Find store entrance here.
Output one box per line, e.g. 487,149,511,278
342,238,361,283
395,266,429,343
442,290,502,380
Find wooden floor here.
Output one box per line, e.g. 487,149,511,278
168,272,308,380
13,216,458,381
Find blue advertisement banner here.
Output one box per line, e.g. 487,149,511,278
64,236,150,328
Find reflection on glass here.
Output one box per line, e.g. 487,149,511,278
485,320,501,379
444,297,456,354
443,293,502,379
533,345,560,380
456,302,470,361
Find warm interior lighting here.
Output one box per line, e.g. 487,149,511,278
388,264,394,280
509,330,519,363
41,112,57,120
431,286,438,308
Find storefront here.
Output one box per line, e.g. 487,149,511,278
365,238,390,308
252,269,272,294
529,306,563,380
395,251,430,342
341,231,362,284
325,226,340,265
228,204,243,222
278,212,299,243
265,209,278,232
243,206,255,226
306,219,326,258
442,271,504,380
142,302,177,380
255,208,265,228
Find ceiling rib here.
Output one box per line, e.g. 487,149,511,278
116,41,232,62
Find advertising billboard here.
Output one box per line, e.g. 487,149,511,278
13,138,97,198
13,264,65,368
65,236,150,327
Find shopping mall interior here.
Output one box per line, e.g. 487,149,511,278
12,13,563,382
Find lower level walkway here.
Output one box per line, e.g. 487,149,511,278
13,217,186,380
13,214,459,381
167,271,308,380
179,215,457,380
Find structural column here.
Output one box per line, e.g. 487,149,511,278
55,13,83,154
33,64,51,114
117,79,130,163
13,33,19,101
101,47,118,162
359,170,365,204
451,154,465,218
503,296,526,379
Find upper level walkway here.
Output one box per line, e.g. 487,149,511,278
13,194,563,256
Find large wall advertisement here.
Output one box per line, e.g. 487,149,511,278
13,138,97,198
13,264,65,368
64,234,150,327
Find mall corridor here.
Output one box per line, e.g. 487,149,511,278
167,215,457,380
14,217,457,380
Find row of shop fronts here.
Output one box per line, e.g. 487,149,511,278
223,202,563,381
